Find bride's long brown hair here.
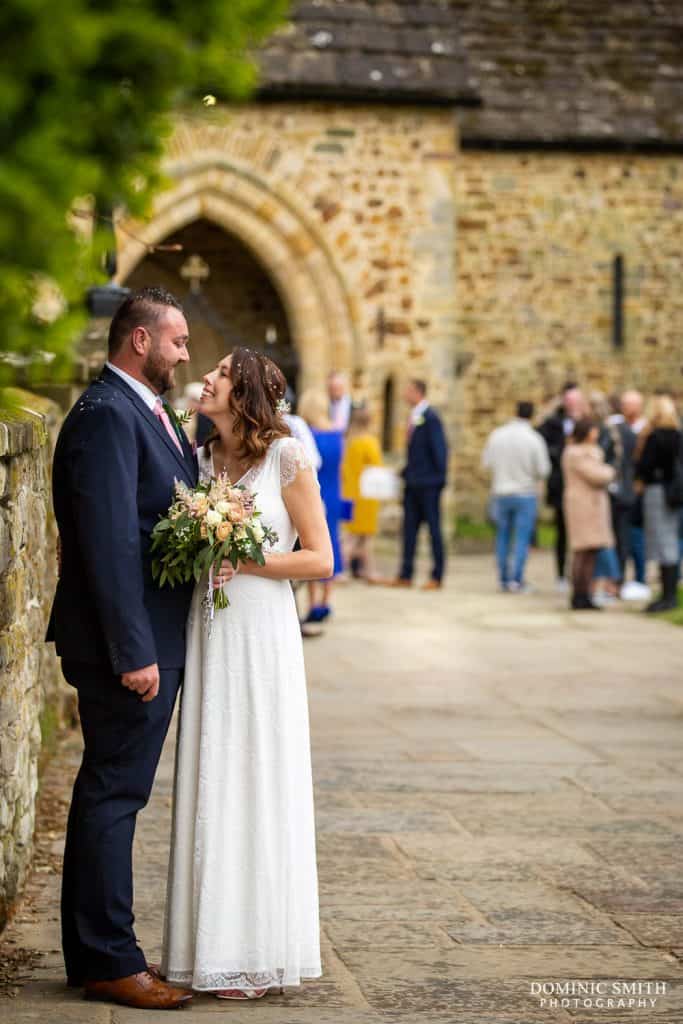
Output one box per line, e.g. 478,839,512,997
206,347,291,461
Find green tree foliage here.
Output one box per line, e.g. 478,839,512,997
0,0,287,381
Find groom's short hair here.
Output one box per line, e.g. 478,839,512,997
108,287,184,357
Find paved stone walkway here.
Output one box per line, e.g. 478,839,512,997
3,551,683,1023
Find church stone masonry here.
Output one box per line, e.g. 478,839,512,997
115,0,683,517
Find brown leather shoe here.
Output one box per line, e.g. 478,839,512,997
388,578,412,588
84,971,193,1010
146,962,166,982
421,580,442,591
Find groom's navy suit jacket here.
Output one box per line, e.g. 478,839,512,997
47,366,199,674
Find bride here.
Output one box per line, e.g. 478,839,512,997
161,347,333,999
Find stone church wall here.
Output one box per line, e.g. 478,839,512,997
124,102,459,471
455,151,683,515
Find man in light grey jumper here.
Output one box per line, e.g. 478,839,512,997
482,401,551,591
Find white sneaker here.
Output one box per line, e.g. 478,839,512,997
556,577,570,593
620,581,652,601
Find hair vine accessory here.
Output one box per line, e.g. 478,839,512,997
276,398,291,415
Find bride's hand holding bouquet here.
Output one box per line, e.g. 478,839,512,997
150,473,278,614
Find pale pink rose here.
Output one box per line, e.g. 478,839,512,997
227,501,246,524
216,520,233,542
192,496,209,518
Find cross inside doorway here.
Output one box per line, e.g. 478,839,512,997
181,253,210,294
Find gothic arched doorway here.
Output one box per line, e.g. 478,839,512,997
123,218,297,397
114,160,361,392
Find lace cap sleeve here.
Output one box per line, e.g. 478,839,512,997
279,437,317,489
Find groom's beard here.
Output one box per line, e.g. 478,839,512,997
143,344,175,394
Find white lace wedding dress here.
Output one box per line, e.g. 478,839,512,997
161,437,322,992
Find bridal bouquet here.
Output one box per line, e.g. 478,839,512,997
151,475,278,613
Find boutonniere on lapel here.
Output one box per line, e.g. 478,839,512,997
172,407,194,428
165,404,194,438
414,415,425,428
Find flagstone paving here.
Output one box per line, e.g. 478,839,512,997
2,551,683,1023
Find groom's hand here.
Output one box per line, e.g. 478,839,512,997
121,663,160,702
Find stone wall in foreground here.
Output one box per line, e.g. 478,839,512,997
0,391,65,931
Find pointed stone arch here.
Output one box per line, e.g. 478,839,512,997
115,159,362,390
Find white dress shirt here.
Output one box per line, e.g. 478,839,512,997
106,361,159,411
409,399,430,428
329,393,352,431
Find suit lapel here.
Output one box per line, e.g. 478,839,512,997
179,422,199,484
99,367,195,484
158,397,199,483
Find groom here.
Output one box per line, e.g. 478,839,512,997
47,287,198,1010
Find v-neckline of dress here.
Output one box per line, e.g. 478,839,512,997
209,449,266,489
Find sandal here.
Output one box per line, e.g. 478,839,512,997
215,987,270,999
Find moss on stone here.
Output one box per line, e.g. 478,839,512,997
38,703,59,760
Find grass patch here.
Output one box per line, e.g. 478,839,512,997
536,521,557,550
454,516,495,541
454,515,557,550
662,586,683,626
39,703,60,760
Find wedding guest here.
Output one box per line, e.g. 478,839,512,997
617,390,650,599
588,391,617,465
592,546,622,606
328,371,352,431
298,389,344,620
481,401,550,592
588,391,620,604
561,417,615,610
283,388,324,638
390,379,448,590
538,383,586,592
341,407,383,581
635,394,682,612
283,387,322,471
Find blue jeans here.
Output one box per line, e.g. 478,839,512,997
594,547,620,580
494,495,538,586
630,525,646,584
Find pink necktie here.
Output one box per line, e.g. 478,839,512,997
153,398,183,454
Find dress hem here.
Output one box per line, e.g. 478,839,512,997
165,968,323,992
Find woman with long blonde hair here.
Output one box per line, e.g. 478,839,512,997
297,388,345,621
635,393,682,612
341,406,383,581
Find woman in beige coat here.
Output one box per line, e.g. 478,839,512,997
561,418,616,610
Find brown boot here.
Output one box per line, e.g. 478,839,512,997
84,971,193,1010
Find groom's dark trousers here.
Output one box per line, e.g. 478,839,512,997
60,661,181,982
46,366,197,984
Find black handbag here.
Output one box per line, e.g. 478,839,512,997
665,454,683,509
630,493,644,526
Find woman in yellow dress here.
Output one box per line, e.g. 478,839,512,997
341,407,383,581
